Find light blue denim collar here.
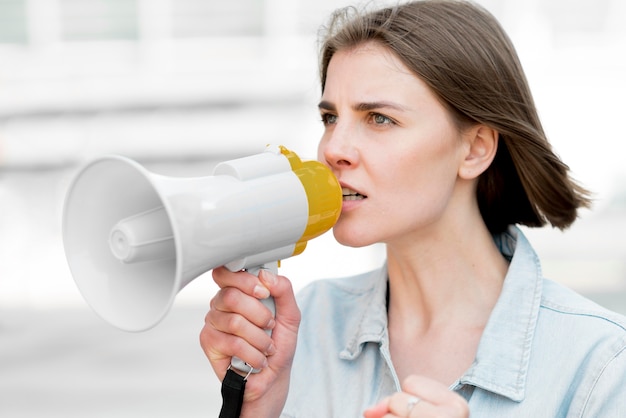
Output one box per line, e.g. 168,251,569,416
462,226,542,401
338,226,542,402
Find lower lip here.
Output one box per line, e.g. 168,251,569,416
341,197,365,212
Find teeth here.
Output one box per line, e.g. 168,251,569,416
344,194,364,201
342,187,365,200
341,187,357,196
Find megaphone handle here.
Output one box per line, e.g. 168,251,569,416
230,262,278,374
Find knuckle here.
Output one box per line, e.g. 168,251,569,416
225,313,245,334
401,375,420,392
220,287,241,309
293,306,302,324
228,335,242,351
198,326,211,347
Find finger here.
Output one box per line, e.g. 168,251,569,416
258,269,301,331
386,392,439,417
199,321,269,372
205,306,275,354
210,287,276,330
402,375,468,414
213,266,271,300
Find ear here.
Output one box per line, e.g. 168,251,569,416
458,125,499,180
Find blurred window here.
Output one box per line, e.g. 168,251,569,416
171,0,263,38
0,0,28,44
59,0,139,41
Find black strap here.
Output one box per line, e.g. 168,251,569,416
219,368,247,418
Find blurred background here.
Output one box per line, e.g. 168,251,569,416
0,0,624,416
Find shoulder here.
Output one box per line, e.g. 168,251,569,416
536,279,626,415
540,278,626,333
578,341,626,416
537,279,626,351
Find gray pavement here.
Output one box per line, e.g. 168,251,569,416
0,305,222,417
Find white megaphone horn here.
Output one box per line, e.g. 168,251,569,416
62,145,341,371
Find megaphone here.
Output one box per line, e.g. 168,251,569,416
62,145,341,346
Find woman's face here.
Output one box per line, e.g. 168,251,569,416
318,42,471,248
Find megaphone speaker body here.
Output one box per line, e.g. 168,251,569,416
63,146,341,332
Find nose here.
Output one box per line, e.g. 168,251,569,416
318,123,358,170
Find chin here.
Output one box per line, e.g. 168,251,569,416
332,224,374,248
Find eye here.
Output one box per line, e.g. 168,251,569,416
370,113,395,126
321,113,338,125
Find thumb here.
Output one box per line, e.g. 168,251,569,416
258,269,301,330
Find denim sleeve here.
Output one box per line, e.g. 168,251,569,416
580,340,626,417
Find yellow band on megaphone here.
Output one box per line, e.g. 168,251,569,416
279,146,342,256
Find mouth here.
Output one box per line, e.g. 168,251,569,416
342,187,367,201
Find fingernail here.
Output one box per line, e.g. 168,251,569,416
265,344,276,356
266,318,276,330
253,285,270,299
260,269,277,286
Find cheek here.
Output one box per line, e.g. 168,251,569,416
387,151,459,213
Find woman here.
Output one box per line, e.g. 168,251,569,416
201,1,626,417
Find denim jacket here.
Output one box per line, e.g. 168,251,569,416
282,226,626,417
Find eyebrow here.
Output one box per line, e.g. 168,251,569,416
318,100,409,112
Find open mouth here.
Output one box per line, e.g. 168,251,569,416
342,187,367,201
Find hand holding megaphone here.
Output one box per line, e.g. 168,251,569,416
62,145,341,374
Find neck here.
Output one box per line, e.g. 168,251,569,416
385,222,508,332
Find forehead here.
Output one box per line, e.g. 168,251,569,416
327,41,413,81
323,42,439,109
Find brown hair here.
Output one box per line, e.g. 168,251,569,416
318,0,591,233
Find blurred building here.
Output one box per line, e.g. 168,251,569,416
0,0,625,304
0,0,625,166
